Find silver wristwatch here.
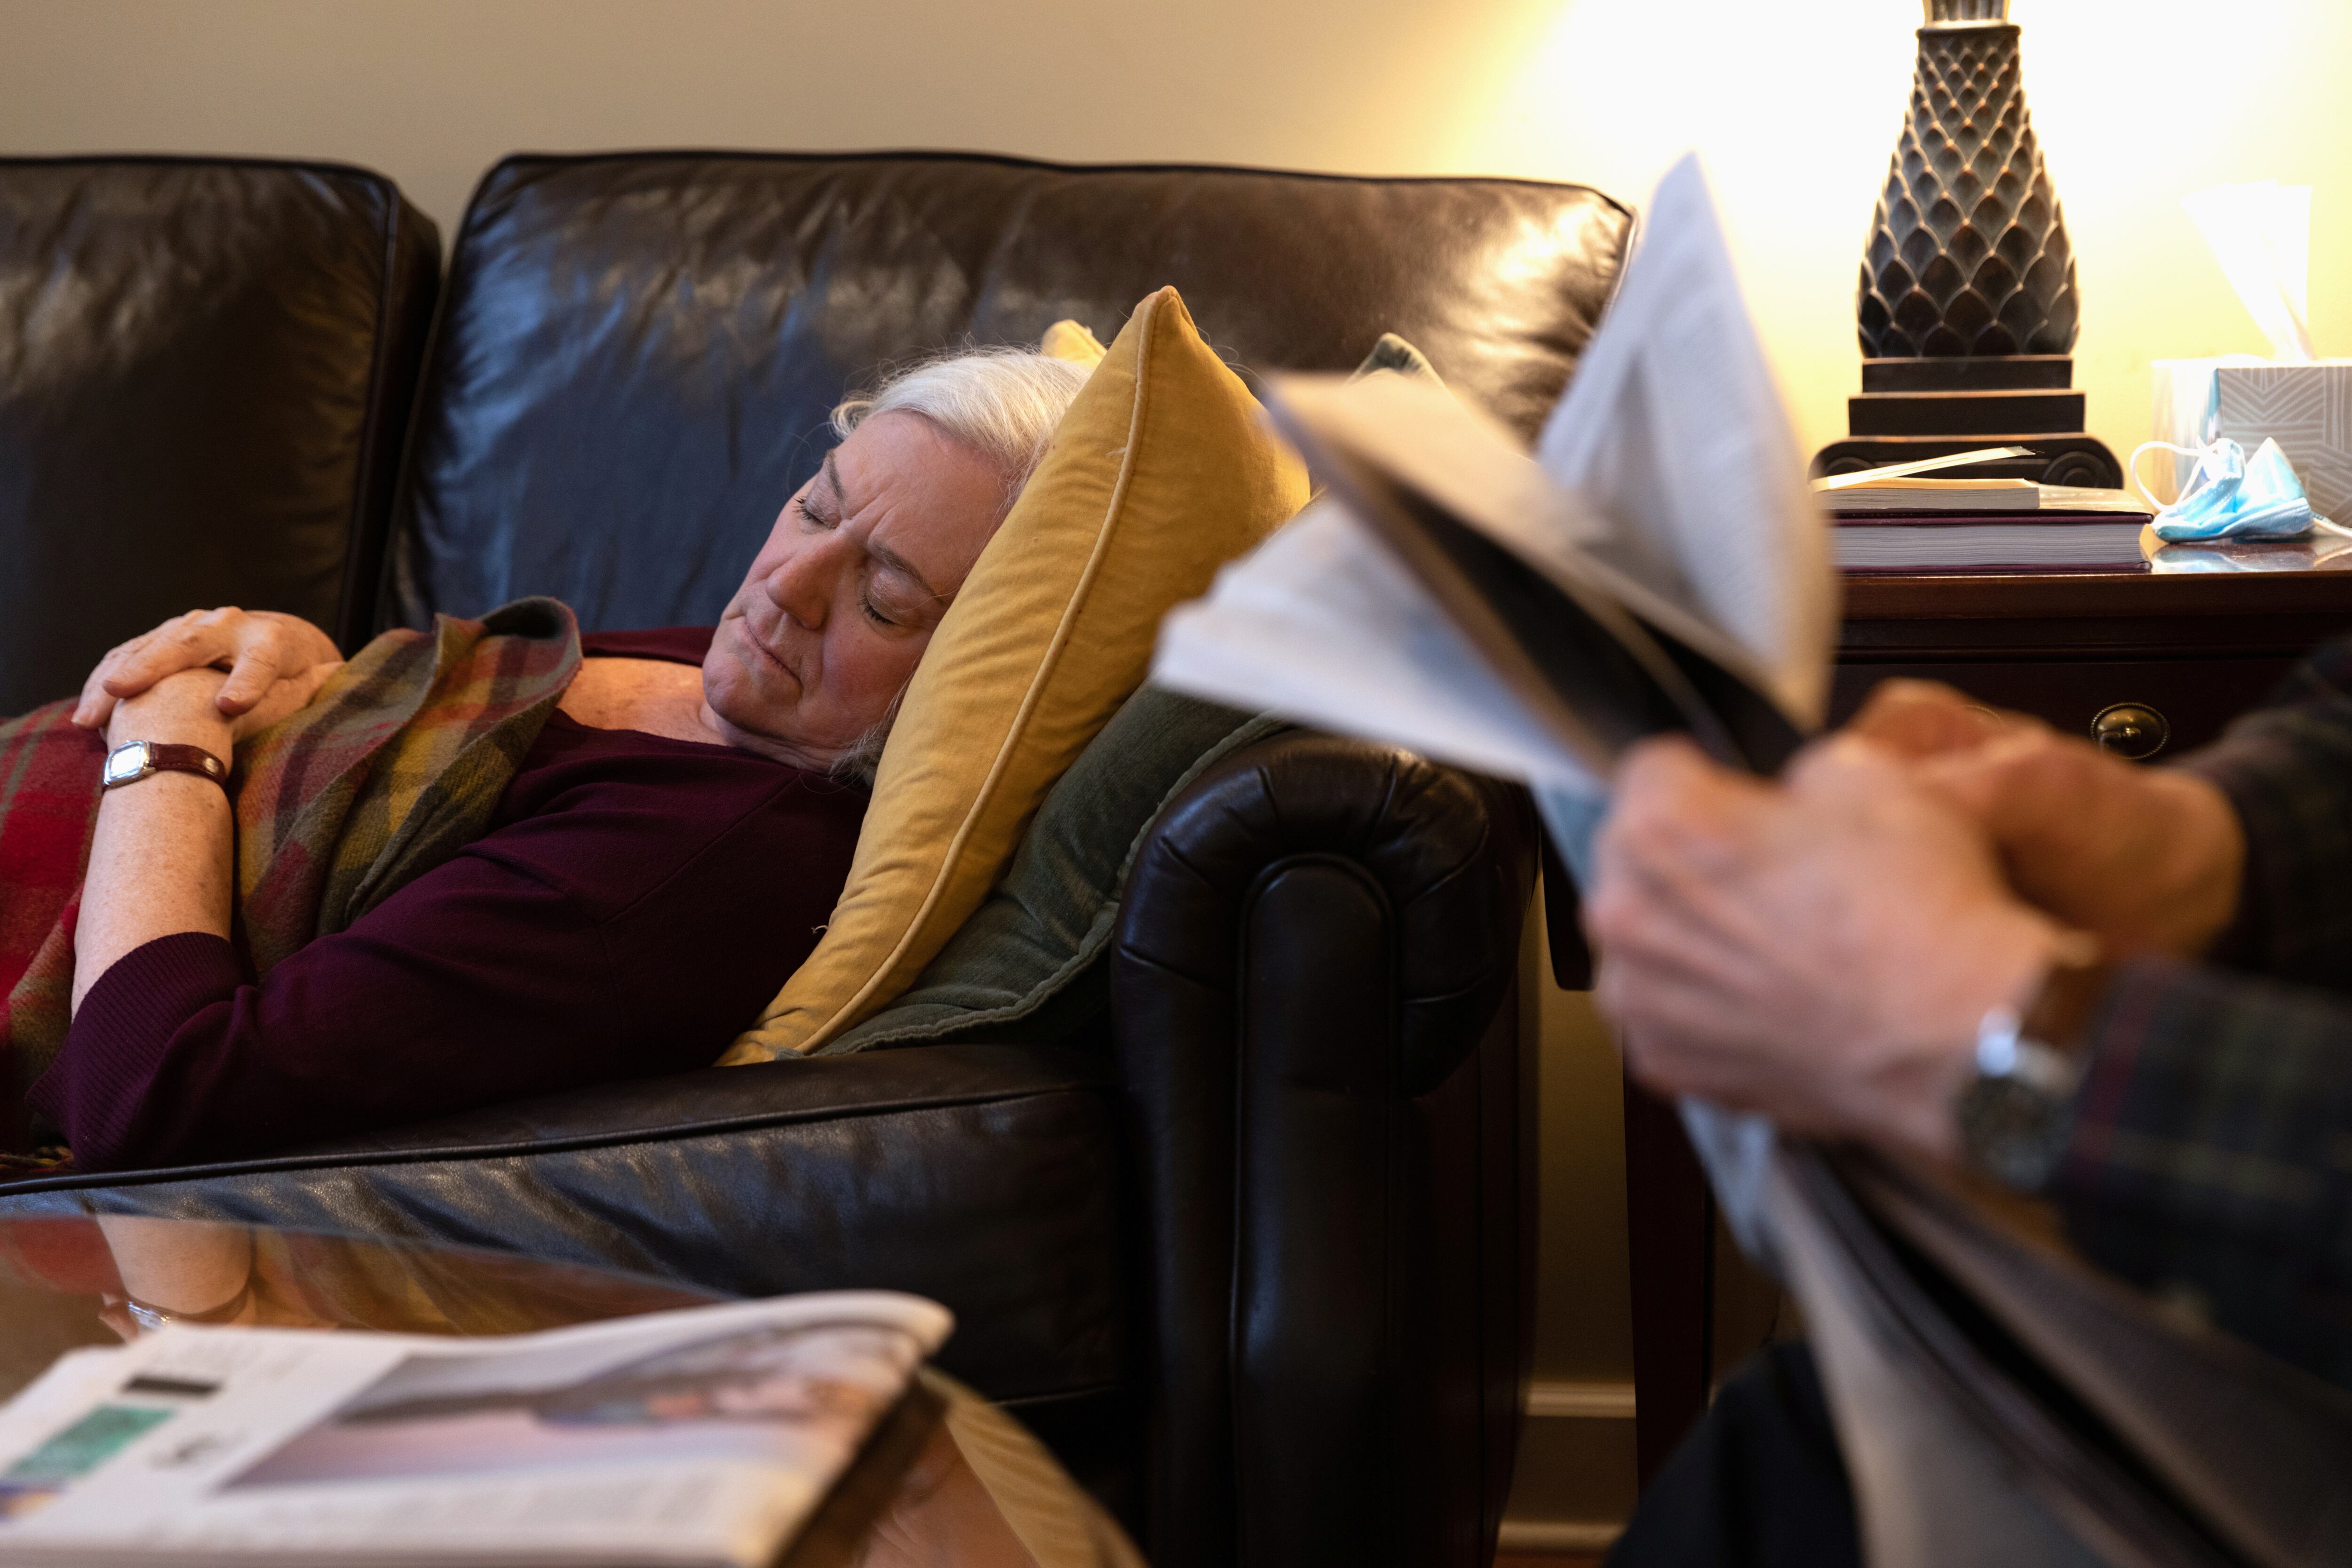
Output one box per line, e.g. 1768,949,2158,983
1955,1003,2085,1190
102,739,229,793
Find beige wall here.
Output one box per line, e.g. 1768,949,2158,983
4,0,2346,466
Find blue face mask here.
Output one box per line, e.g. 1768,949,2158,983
2131,436,2329,542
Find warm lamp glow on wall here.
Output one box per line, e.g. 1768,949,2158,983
1813,0,2122,486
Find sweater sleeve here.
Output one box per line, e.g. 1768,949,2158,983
2031,638,2352,1386
28,749,856,1172
2175,637,2352,994
2047,955,2352,1388
31,848,646,1171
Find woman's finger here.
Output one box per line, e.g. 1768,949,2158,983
298,659,344,700
72,629,168,726
213,644,286,716
74,652,128,726
100,609,241,698
225,661,344,743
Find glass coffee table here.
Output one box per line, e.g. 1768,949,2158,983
0,1214,1139,1568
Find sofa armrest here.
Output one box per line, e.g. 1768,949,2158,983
1111,731,1536,1568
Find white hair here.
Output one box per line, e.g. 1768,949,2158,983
831,346,1091,511
820,345,1092,785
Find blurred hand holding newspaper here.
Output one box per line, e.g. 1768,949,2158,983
1154,159,2352,1568
1152,153,1834,1254
0,1293,947,1567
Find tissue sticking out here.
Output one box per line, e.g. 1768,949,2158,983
2182,181,2316,364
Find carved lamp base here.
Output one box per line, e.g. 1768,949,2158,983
1811,354,2122,486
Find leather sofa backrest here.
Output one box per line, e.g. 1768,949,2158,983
0,157,438,716
388,151,1632,633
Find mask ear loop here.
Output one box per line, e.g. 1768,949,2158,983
2128,439,2213,511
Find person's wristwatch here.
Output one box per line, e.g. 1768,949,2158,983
1955,944,2113,1191
102,740,229,794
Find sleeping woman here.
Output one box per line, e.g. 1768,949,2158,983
29,349,1089,1173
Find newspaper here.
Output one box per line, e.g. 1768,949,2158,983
1151,152,1833,1255
0,1292,949,1567
1155,151,1832,830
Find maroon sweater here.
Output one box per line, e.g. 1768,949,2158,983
30,628,867,1173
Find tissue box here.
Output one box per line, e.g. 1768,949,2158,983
2215,362,2352,523
2150,358,2352,519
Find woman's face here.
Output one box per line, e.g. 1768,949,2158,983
702,412,1009,769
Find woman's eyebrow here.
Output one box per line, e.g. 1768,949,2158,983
866,539,943,604
825,447,942,602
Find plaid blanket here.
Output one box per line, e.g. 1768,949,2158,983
0,598,581,1167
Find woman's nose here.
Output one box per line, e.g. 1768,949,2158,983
764,539,841,628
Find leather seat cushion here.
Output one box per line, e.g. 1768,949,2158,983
0,1043,1124,1406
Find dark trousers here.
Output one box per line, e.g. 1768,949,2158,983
1605,1341,1862,1568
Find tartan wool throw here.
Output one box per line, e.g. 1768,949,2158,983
0,598,582,1168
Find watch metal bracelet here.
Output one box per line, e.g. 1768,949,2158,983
1973,1004,2085,1099
1955,943,2112,1192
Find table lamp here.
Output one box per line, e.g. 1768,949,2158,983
1812,0,2122,486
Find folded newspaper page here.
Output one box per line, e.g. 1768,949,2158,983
0,1292,949,1567
1152,152,1831,1250
1155,151,1832,846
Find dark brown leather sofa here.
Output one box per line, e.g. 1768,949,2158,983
0,152,1631,1566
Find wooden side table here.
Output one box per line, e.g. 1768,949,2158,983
1619,563,2352,1486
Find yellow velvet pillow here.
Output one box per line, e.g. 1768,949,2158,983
723,287,1309,1061
1039,318,1108,367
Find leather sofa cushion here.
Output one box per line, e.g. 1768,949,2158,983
0,1044,1124,1405
388,151,1632,635
0,157,437,716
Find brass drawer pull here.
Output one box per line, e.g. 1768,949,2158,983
2091,702,2169,761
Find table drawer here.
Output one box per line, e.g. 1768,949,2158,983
1829,656,2300,762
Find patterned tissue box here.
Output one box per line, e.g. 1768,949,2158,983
2215,363,2352,523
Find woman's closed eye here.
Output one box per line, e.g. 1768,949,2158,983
796,496,833,530
859,567,938,633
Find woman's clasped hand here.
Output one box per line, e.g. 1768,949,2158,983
71,605,345,741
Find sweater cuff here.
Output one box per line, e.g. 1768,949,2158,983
26,932,243,1169
2177,722,2352,983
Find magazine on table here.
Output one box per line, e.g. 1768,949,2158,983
1810,452,2158,571
0,1292,948,1566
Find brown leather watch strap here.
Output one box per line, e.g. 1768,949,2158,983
103,740,230,793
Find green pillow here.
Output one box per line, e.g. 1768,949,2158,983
823,687,1287,1053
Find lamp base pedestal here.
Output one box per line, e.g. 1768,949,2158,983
1810,355,2122,488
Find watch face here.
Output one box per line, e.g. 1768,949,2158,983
102,742,151,786
1958,1075,2074,1192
